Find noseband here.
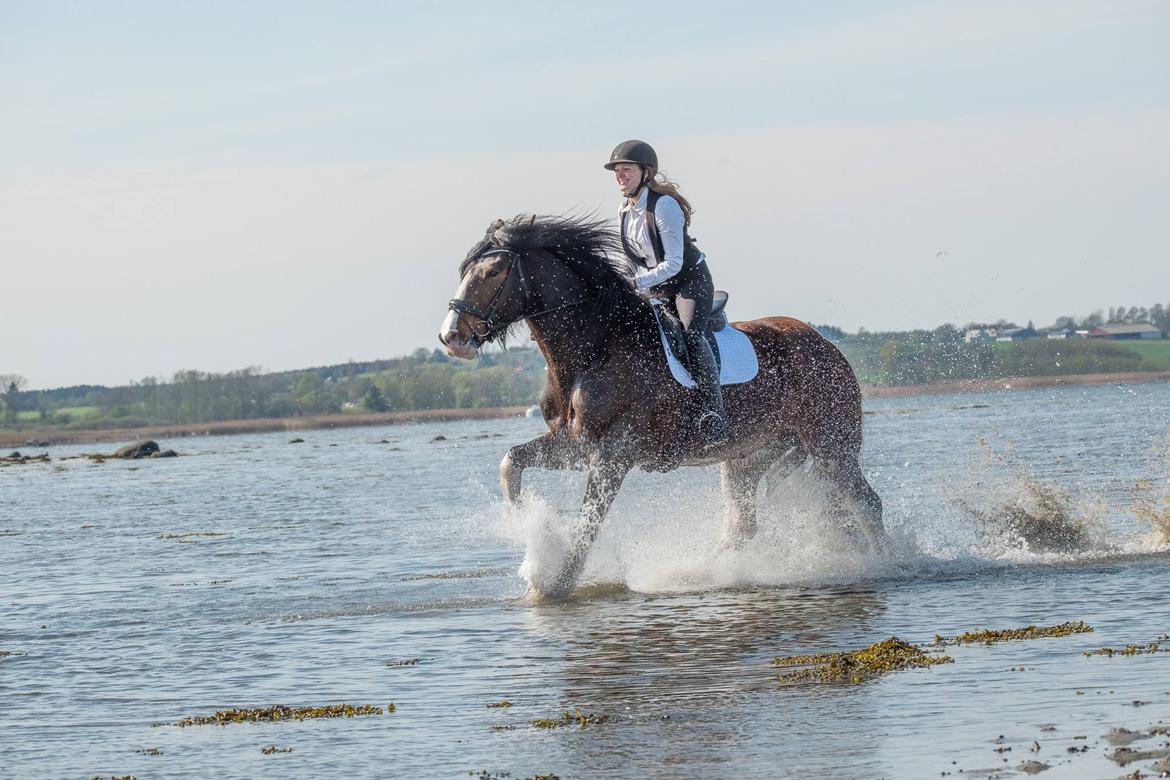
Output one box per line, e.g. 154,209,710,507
448,248,587,344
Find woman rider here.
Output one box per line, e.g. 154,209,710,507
604,139,730,449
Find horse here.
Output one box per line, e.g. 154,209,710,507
439,214,884,599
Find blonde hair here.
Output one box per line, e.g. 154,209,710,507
645,168,694,227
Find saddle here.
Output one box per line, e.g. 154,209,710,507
656,290,728,369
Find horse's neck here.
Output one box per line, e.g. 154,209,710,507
526,300,659,399
527,314,597,390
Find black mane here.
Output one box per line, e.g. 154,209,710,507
461,214,643,308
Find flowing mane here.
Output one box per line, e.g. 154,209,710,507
460,214,645,316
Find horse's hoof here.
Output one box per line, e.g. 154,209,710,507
528,581,573,603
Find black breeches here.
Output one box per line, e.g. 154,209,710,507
661,262,713,332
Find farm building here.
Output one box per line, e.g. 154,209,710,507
964,327,998,343
996,326,1039,342
1086,323,1163,340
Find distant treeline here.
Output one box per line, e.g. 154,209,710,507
820,300,1169,386
2,349,546,431
2,300,1167,431
825,325,1154,387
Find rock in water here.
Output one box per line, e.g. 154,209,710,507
114,439,160,459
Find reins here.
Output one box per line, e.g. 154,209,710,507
448,248,590,344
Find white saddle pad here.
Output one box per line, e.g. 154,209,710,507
652,305,760,388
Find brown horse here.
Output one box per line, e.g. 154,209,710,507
439,215,884,598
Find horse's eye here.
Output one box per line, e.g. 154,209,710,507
487,269,500,278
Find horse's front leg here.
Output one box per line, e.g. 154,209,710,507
500,430,583,503
542,450,632,599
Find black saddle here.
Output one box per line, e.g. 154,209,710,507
657,290,728,369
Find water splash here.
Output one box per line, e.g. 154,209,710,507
498,465,907,597
943,438,1107,556
490,433,1170,598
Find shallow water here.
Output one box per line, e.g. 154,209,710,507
2,381,1169,778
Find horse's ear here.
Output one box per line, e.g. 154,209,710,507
527,214,536,226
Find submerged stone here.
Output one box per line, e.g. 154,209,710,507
114,440,159,459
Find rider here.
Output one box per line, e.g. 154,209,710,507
604,139,730,449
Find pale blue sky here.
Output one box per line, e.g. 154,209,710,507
2,1,1168,388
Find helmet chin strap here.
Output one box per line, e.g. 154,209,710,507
625,167,651,202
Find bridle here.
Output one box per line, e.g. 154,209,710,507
447,248,589,345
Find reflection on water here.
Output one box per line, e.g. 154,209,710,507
1,382,1169,778
535,588,885,706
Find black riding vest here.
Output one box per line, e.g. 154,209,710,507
620,190,703,293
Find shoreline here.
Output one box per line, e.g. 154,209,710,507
4,370,1169,449
859,369,1170,398
0,406,531,449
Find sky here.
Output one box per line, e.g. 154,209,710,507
2,1,1168,389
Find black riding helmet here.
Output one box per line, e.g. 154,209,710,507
604,139,657,170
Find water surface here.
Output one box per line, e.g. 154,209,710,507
2,381,1169,778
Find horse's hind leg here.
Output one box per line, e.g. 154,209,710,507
500,431,583,503
820,455,886,552
760,434,808,498
718,450,771,549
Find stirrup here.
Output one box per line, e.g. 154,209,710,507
696,410,730,448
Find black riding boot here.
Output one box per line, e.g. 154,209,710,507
684,327,730,449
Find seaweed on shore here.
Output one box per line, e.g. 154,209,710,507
532,709,608,729
773,637,953,684
935,621,1093,646
175,703,391,727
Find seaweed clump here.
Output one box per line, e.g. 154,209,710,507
176,703,390,727
486,700,513,709
261,745,294,754
532,709,608,729
1083,642,1165,657
936,621,1093,646
773,637,952,684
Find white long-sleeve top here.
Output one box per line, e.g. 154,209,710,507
619,188,705,290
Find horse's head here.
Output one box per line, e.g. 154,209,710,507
439,219,533,359
439,213,638,359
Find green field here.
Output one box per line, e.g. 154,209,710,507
992,338,1170,370
1116,339,1170,369
12,405,101,424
